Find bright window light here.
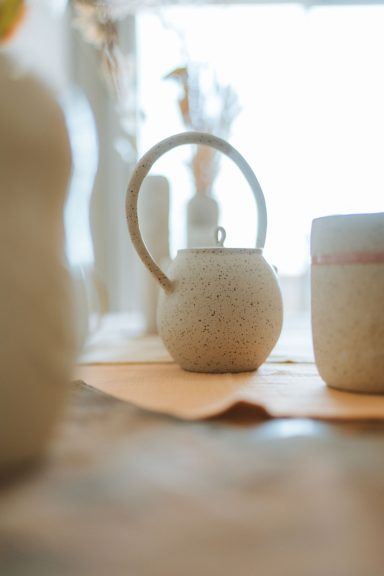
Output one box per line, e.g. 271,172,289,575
137,4,384,281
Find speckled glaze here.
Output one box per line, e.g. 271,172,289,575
126,132,283,373
157,248,282,372
311,213,384,393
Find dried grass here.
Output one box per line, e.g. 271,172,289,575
165,64,241,195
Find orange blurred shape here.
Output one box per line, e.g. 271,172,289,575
0,0,26,44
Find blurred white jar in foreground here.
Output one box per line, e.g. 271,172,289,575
0,55,76,473
311,213,384,393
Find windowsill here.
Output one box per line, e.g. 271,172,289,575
79,312,314,365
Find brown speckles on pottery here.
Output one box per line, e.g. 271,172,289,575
311,213,384,393
158,248,282,372
126,132,283,373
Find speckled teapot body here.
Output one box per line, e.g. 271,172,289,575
126,132,283,373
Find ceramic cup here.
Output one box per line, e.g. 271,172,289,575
311,212,384,393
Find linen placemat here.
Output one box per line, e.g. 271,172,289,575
76,360,384,422
77,317,383,421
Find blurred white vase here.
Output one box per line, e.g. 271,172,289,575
62,88,101,352
138,175,170,333
187,192,219,248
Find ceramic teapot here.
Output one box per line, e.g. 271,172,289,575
126,132,283,372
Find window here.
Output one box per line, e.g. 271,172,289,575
5,2,384,327
137,4,384,317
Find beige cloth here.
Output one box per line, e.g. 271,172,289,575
77,340,384,421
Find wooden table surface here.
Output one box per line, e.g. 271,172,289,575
1,380,384,576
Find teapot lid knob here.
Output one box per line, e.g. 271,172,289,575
215,226,226,247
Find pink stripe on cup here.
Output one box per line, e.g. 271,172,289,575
312,251,384,265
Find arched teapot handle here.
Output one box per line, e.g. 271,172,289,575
126,131,267,293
